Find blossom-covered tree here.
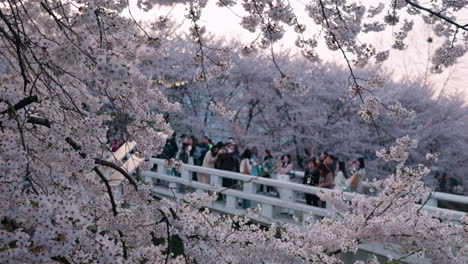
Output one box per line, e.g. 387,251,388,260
0,1,467,263
161,40,468,189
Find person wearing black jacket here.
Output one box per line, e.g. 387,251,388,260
216,144,240,188
159,134,178,160
303,158,320,206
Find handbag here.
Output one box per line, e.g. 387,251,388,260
241,159,251,175
349,174,360,189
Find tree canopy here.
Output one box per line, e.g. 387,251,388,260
0,1,467,263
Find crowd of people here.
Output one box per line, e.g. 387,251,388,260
434,172,463,195
157,133,368,210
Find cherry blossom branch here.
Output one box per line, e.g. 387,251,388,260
50,256,71,264
26,116,51,128
118,230,128,259
0,8,30,92
94,158,138,191
93,166,118,217
63,137,138,191
403,0,468,31
317,0,390,146
251,0,285,76
0,95,38,115
157,209,172,264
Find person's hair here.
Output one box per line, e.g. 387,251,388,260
357,157,365,169
307,158,317,167
181,134,187,138
338,161,348,178
182,143,189,150
327,155,336,161
208,138,213,144
251,146,258,156
317,164,328,176
211,142,224,154
233,144,239,154
321,151,329,156
281,154,291,166
264,150,273,159
240,148,252,160
189,135,198,145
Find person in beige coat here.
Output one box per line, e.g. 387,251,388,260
199,143,223,184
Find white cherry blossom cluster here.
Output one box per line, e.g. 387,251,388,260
217,0,236,7
209,101,236,120
376,135,418,165
425,152,439,162
165,158,184,172
96,57,130,82
365,74,386,89
240,42,258,56
358,95,380,122
295,37,320,62
431,40,467,73
1,0,468,263
274,75,309,96
387,101,416,121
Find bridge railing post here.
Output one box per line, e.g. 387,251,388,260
156,161,166,175
210,173,220,186
242,182,255,208
226,194,237,210
157,161,177,192
426,197,438,207
261,203,274,219
179,166,191,193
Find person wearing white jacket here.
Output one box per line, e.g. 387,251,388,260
347,157,365,193
334,161,348,191
239,149,252,208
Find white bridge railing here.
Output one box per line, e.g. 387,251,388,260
141,158,466,222
105,151,467,263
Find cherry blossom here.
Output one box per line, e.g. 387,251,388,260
0,0,467,263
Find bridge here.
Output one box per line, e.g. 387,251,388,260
103,142,468,263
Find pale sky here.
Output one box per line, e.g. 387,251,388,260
129,0,468,101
